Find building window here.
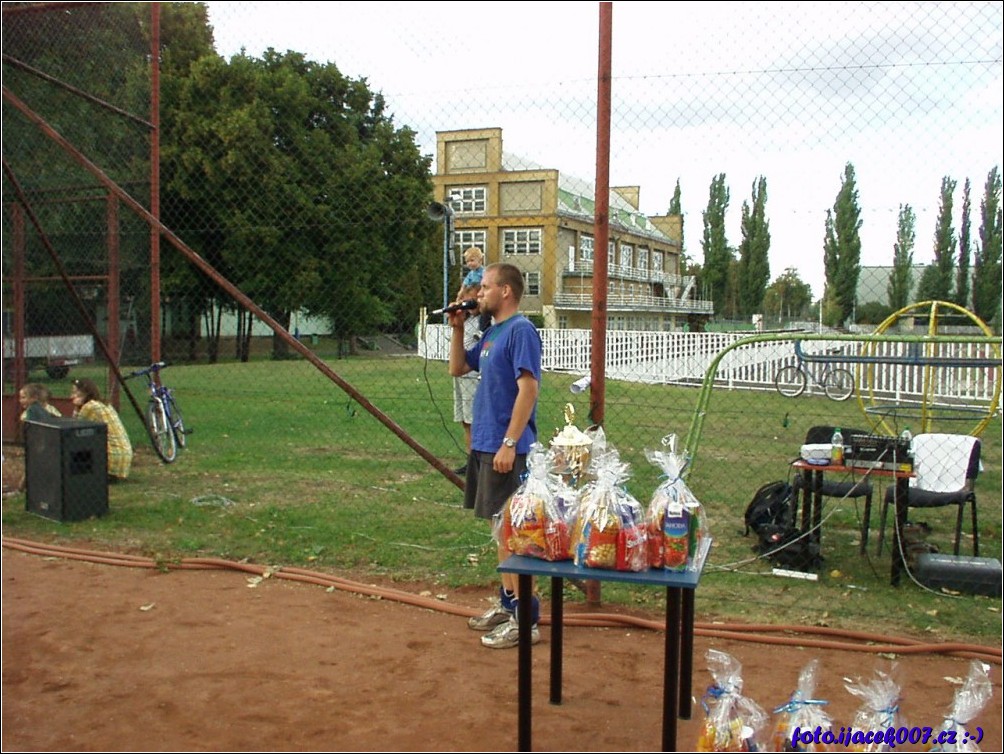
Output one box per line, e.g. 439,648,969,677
524,271,540,296
653,251,664,272
502,228,542,255
454,229,486,258
448,186,487,215
580,235,594,261
620,244,633,268
638,247,649,271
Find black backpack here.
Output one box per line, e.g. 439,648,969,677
743,480,823,571
743,480,793,535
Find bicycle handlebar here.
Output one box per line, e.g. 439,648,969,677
125,361,169,380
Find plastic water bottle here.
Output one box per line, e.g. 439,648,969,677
831,427,844,465
900,426,912,443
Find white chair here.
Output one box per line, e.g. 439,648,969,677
877,433,981,557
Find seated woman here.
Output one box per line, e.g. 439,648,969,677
18,383,64,423
70,378,134,482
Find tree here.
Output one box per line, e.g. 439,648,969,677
973,166,1003,325
668,178,684,259
956,178,972,308
701,173,731,316
2,2,217,357
668,179,682,215
763,267,812,321
822,162,862,326
161,49,435,361
737,176,770,316
918,176,957,301
887,204,916,310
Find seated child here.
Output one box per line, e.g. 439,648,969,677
18,383,64,423
70,378,134,481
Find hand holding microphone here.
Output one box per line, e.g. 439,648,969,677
432,299,478,316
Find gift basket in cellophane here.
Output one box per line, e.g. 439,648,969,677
930,661,993,753
571,448,648,572
644,433,710,572
697,649,768,752
769,659,835,752
843,668,905,753
501,442,578,561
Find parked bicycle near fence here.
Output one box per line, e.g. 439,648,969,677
125,361,190,463
774,342,855,401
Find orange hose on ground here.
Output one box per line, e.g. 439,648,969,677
3,536,999,665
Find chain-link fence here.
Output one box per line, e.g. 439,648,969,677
3,3,1002,620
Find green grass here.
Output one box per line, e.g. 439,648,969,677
3,353,1001,644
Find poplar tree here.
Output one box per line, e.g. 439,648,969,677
918,176,957,302
973,166,1003,324
701,173,731,316
956,178,972,308
737,176,771,316
822,162,862,326
888,204,916,310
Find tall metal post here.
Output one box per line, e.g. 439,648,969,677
428,201,455,317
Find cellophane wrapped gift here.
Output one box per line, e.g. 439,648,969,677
844,669,906,752
930,661,992,753
502,443,577,561
644,435,709,572
572,449,648,572
770,659,834,752
697,649,768,752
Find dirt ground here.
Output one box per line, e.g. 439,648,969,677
2,545,1001,753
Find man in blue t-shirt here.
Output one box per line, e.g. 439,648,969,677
448,262,542,649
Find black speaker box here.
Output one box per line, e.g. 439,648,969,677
25,418,109,522
914,553,1002,598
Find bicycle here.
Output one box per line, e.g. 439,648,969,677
774,341,855,401
125,361,189,463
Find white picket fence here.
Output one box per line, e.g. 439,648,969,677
417,323,1001,405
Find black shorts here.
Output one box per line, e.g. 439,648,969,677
463,451,527,520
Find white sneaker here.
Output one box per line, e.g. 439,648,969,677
480,616,540,649
468,602,513,631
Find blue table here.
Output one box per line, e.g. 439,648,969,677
498,549,707,752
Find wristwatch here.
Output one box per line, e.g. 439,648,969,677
502,436,516,448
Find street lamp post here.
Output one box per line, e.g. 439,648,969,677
428,201,455,317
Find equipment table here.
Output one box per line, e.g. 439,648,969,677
498,551,707,752
791,460,913,584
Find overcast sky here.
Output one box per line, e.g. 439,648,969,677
207,1,1003,298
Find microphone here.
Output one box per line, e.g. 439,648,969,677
432,299,478,316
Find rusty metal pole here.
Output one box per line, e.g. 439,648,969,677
11,204,27,388
585,1,613,608
149,2,161,363
107,193,121,406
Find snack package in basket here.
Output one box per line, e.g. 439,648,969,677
644,434,709,572
843,668,906,753
502,443,577,561
930,661,992,753
770,659,834,752
572,449,648,572
697,649,768,752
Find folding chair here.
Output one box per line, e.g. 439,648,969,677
877,433,981,557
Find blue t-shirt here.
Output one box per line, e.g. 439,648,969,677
462,267,484,288
465,314,541,454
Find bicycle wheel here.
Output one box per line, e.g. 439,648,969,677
146,398,177,463
166,394,188,449
774,365,806,398
824,367,855,401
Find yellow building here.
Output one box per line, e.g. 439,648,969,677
432,127,713,330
